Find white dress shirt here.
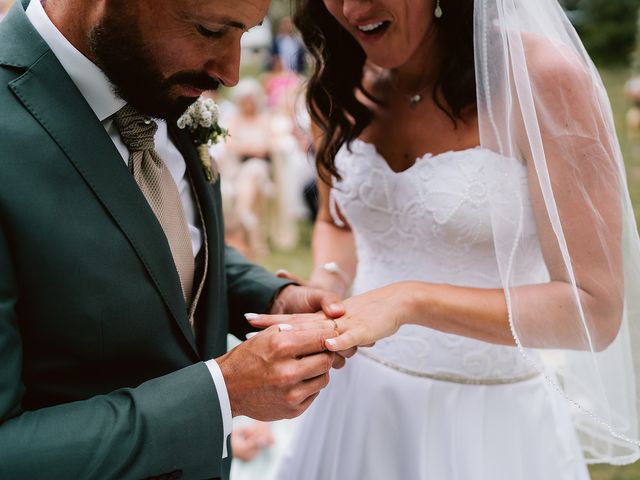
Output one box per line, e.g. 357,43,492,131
26,0,232,457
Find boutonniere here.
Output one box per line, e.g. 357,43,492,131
177,97,228,182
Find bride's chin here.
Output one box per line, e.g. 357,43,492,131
365,54,410,71
360,47,412,70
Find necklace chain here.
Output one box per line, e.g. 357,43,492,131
388,73,431,109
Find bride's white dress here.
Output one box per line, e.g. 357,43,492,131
275,140,590,480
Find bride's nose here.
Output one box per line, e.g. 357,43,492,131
341,0,373,22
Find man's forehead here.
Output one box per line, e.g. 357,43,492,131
191,0,269,28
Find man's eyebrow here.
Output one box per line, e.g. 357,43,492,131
221,16,264,32
223,18,247,31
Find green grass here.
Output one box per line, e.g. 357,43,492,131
258,66,640,478
259,220,314,278
590,462,640,480
600,67,640,221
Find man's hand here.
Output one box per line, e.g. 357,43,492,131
247,312,358,370
269,284,345,318
250,284,412,353
216,324,338,421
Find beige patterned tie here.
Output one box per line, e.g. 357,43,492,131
114,104,195,307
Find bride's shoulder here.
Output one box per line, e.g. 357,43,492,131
520,32,593,92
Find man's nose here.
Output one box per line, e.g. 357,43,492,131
204,40,241,87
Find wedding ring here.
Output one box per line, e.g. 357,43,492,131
328,318,340,332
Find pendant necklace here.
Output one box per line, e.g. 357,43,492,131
408,91,427,108
389,73,431,109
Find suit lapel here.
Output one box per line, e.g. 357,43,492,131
168,125,221,244
169,125,225,357
0,0,47,68
2,2,198,355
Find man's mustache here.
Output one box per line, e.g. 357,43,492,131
166,71,221,92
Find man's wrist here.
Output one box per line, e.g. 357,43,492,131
205,359,233,458
309,270,348,298
308,263,351,299
267,283,297,314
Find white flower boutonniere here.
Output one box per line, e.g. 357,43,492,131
177,97,228,183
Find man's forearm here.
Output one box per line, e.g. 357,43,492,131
0,363,223,480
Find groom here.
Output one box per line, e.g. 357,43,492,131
0,0,344,478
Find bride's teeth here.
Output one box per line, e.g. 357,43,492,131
358,22,384,32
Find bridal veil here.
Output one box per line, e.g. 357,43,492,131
476,0,640,464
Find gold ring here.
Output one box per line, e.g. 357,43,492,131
328,319,339,332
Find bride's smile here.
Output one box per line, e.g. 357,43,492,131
322,0,437,69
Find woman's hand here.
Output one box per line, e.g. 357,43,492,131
323,283,412,351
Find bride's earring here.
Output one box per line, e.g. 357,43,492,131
434,0,443,18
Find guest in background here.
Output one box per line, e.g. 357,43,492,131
221,78,274,259
218,76,313,257
272,16,306,74
262,55,302,111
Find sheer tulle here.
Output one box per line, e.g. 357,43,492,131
476,0,640,464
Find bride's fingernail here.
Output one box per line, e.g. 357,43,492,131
245,332,259,340
276,269,290,276
244,313,260,320
326,338,337,347
278,323,293,332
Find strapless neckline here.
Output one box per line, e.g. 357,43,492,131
350,139,484,175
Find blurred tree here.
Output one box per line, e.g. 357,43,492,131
560,0,586,28
632,8,640,72
578,0,638,64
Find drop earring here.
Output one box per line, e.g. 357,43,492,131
434,0,443,18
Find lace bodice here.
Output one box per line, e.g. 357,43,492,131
332,140,548,380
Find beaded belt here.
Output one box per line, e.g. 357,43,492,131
358,349,540,385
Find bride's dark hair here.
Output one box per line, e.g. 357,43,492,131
294,0,476,182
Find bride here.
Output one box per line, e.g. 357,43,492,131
250,0,640,478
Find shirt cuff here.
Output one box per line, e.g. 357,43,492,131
205,359,232,458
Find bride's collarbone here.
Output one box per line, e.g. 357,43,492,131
362,122,480,172
356,86,471,169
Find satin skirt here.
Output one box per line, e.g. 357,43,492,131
274,352,590,480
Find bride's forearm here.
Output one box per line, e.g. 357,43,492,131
401,282,513,345
251,279,621,353
401,280,621,350
309,219,357,298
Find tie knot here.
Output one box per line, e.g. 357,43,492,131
114,104,158,152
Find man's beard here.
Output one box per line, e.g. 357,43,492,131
89,10,220,120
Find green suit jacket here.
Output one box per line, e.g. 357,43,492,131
0,1,292,478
